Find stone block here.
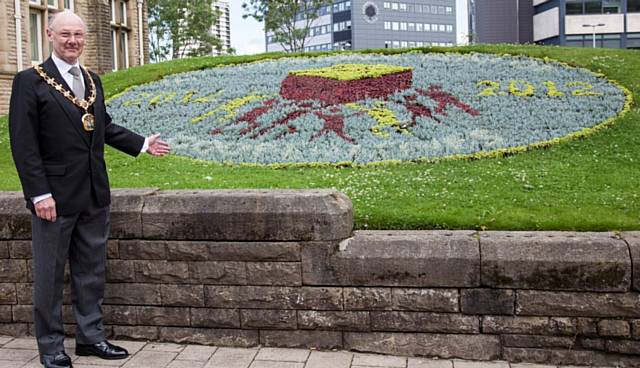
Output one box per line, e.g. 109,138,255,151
103,305,137,325
461,289,514,315
0,323,29,337
158,327,258,347
0,305,12,322
119,240,167,260
104,283,161,305
205,286,342,310
141,190,353,241
112,325,160,340
166,241,300,261
9,240,32,259
190,308,240,328
482,316,564,335
136,306,190,326
110,188,156,239
11,304,31,322
298,311,370,331
160,284,204,307
135,261,189,283
246,262,301,286
344,288,393,310
0,192,31,240
623,232,640,292
105,260,135,282
106,240,119,259
516,290,640,317
15,283,32,304
578,337,606,350
189,261,246,284
302,231,479,287
344,332,500,360
370,311,479,333
502,334,577,349
481,232,631,291
0,260,27,282
0,283,16,304
632,319,640,338
502,347,640,367
260,330,342,349
240,309,297,329
0,242,8,259
605,339,640,355
391,288,458,312
598,319,630,337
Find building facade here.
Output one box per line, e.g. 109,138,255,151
533,0,640,48
469,0,534,43
0,0,149,114
266,0,457,52
212,0,231,55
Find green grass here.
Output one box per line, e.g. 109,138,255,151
1,45,639,231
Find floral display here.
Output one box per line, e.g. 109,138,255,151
107,52,628,165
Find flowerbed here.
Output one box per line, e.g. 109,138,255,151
107,52,627,164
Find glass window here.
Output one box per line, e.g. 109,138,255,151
119,30,129,69
416,23,423,32
439,24,445,32
566,1,584,14
64,0,73,10
438,6,445,14
384,2,390,9
399,3,406,11
30,10,43,63
384,21,391,30
392,40,400,48
446,6,453,14
110,0,116,22
424,23,430,31
431,5,438,13
47,0,56,8
400,41,408,47
446,24,453,32
629,0,640,12
602,0,620,13
416,41,423,46
400,22,407,30
111,30,117,70
415,4,421,12
392,21,399,30
29,0,42,4
408,22,415,31
602,34,620,47
385,40,391,48
408,41,416,47
423,5,430,13
391,2,398,10
585,0,602,13
120,1,127,25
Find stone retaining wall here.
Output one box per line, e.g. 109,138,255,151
0,189,639,366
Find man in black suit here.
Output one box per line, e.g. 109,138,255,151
9,10,170,368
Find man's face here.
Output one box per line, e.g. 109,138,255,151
47,18,85,64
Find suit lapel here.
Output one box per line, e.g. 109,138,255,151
41,58,90,147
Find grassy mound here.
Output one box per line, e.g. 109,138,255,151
1,45,638,231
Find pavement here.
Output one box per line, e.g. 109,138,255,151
0,336,575,368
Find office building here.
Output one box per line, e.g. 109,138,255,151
534,0,639,48
469,0,534,43
266,0,457,52
212,0,231,55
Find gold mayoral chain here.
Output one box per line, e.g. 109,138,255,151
34,65,97,131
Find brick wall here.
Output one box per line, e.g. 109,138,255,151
0,190,639,367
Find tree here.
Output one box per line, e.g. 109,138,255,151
148,0,222,61
243,0,333,53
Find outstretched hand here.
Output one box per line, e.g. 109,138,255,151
146,133,170,157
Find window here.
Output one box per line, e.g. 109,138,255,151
110,0,116,23
400,22,407,31
385,40,391,48
416,41,424,46
111,30,117,70
384,21,391,30
119,30,129,69
416,23,423,32
29,0,42,4
446,6,453,14
400,41,408,48
431,5,437,13
566,1,583,14
415,4,422,12
439,24,445,32
408,22,415,31
408,41,415,47
424,23,431,32
392,40,400,48
30,10,43,63
391,2,398,10
585,0,602,13
120,1,127,25
64,0,74,10
47,0,56,8
392,21,399,31
438,6,445,14
399,3,406,11
423,5,430,13
384,2,390,9
629,0,640,11
446,24,453,32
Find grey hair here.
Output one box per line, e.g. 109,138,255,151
48,10,87,32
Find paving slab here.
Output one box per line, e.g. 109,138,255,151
255,347,310,362
143,342,185,353
353,353,407,367
306,351,353,368
122,350,177,368
167,360,206,368
454,362,510,368
0,348,39,363
250,361,304,368
3,338,37,350
408,358,453,368
175,345,217,361
205,347,258,368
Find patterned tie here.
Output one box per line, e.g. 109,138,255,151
68,66,85,100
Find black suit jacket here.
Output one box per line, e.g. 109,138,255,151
9,57,145,215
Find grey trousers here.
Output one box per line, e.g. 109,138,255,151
31,199,109,355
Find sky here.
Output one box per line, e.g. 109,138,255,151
230,0,470,55
230,2,266,55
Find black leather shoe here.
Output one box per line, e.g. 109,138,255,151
75,340,128,360
40,351,72,368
